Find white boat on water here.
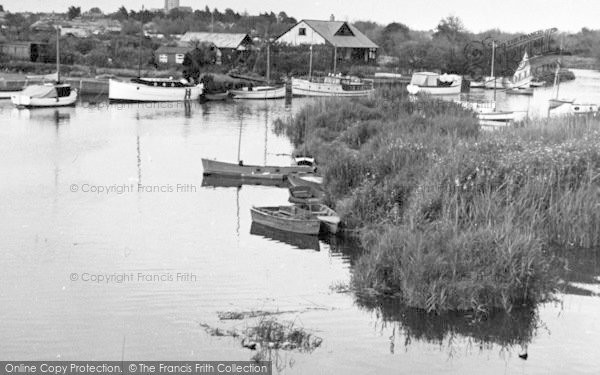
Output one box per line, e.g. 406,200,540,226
504,52,533,89
406,72,462,95
108,78,203,102
292,75,374,97
11,83,77,108
229,85,286,99
547,61,597,116
11,27,78,108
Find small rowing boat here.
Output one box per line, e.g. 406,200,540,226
250,206,321,235
296,203,341,234
288,185,325,205
202,159,314,180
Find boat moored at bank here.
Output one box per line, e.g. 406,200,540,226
292,75,374,97
108,78,203,102
406,72,462,95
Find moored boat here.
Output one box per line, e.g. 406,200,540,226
291,76,374,97
250,206,321,235
229,85,285,99
108,78,203,102
288,185,325,205
406,72,462,95
203,91,230,101
11,83,77,108
506,87,534,95
201,159,314,180
296,203,341,234
287,173,324,190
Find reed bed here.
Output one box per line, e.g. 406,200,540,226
278,88,600,313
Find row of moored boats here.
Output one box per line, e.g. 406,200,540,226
203,158,340,236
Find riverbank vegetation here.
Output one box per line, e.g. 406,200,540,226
276,88,600,314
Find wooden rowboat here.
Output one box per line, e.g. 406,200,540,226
202,159,314,180
204,91,230,101
296,203,341,234
287,173,324,190
288,185,325,204
250,206,321,235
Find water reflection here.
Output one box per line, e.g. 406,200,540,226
250,222,320,251
357,297,539,353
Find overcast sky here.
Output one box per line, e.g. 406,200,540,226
2,0,597,33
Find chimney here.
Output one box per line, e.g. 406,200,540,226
330,14,335,21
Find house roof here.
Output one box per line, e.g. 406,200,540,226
156,45,195,54
282,19,378,49
179,32,251,49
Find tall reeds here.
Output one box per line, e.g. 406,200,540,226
278,88,600,313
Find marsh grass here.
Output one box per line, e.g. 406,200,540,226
277,88,600,313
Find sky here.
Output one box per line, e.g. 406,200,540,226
1,0,597,33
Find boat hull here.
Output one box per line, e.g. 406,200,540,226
229,86,285,99
204,92,230,101
251,206,321,235
296,203,340,234
407,84,461,95
11,90,78,108
291,78,374,97
202,159,314,180
108,79,203,102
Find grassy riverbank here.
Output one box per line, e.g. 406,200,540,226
276,89,600,314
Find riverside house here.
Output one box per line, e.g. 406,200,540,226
275,17,378,62
178,32,253,64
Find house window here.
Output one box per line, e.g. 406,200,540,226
175,54,185,64
298,27,306,36
159,54,168,63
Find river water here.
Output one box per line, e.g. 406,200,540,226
0,74,599,374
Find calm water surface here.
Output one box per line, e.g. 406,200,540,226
0,79,599,374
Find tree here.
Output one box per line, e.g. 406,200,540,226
67,6,81,20
182,43,217,82
89,7,102,15
434,16,466,42
0,5,4,12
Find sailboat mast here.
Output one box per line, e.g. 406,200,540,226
308,45,313,80
266,39,270,84
56,26,60,83
138,7,144,78
490,41,495,78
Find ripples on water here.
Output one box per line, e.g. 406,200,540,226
0,85,599,374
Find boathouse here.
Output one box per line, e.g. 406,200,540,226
275,18,378,62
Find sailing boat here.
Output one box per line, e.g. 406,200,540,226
505,52,533,94
108,14,203,102
11,27,78,108
291,45,374,97
201,105,314,180
548,61,598,116
230,38,286,99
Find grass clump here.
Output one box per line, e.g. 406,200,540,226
278,87,600,313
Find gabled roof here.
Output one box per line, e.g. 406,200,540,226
292,19,378,49
179,32,251,49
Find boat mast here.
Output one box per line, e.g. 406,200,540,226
491,40,496,101
308,45,313,80
266,38,270,84
56,26,60,83
138,6,144,78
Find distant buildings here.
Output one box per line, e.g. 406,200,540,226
29,18,122,36
179,32,253,64
275,19,378,62
155,45,193,65
0,41,48,61
164,0,180,12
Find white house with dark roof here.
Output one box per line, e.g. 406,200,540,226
275,19,378,62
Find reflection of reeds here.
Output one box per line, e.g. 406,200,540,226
357,297,540,351
276,87,600,313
